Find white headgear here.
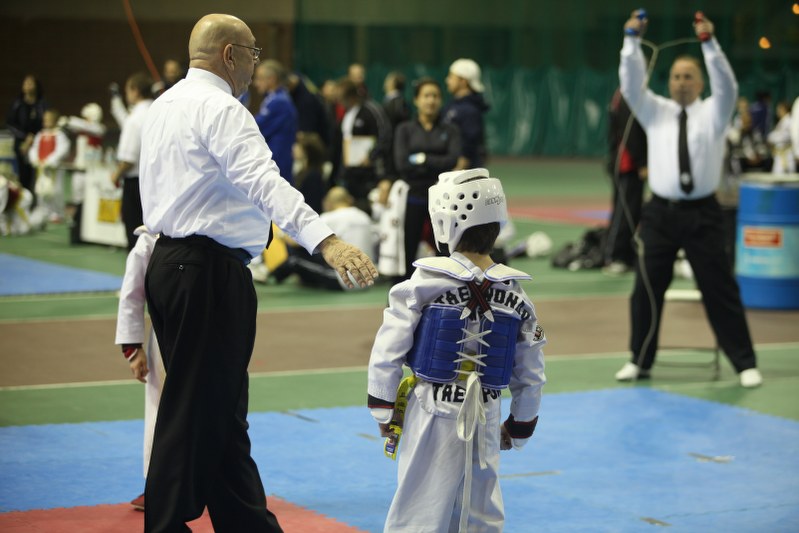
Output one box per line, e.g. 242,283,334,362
81,103,103,123
428,168,507,253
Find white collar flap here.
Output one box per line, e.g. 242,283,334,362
485,263,532,282
413,256,475,281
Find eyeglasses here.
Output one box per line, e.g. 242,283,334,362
230,43,262,60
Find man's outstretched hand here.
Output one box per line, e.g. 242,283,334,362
319,235,379,289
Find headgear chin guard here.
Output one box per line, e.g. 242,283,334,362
428,168,508,253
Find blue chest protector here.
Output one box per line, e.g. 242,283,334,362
406,304,520,390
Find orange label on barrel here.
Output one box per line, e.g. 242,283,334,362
743,227,783,248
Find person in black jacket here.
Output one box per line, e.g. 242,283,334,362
332,77,393,213
383,71,411,133
393,77,461,278
6,75,48,206
603,87,647,275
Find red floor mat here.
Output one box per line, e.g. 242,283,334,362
0,496,367,533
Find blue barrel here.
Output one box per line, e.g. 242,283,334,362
735,175,799,309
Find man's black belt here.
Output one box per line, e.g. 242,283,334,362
159,234,252,264
650,193,716,209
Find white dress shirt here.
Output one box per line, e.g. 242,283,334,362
116,99,152,177
139,68,332,258
620,36,738,200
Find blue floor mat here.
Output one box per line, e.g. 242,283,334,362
1,388,797,532
0,253,122,296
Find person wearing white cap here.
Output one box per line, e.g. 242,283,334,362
443,58,490,170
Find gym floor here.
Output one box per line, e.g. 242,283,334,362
1,158,797,532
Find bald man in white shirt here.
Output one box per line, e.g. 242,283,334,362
615,10,761,388
139,14,377,533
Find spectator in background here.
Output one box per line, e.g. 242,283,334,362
253,60,298,185
271,186,378,290
111,72,153,251
287,72,332,151
111,61,185,127
332,77,393,213
152,59,186,96
792,96,799,162
27,109,70,224
748,90,772,138
767,100,795,174
383,71,411,132
59,102,106,243
603,88,647,275
392,77,460,279
348,62,368,98
293,132,327,214
443,58,490,170
321,78,343,143
728,104,770,173
6,74,48,206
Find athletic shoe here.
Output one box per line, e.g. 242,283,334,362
130,493,145,511
739,368,763,388
614,362,650,381
602,261,631,276
248,261,270,284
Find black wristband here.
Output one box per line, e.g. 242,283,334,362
367,394,395,410
504,414,539,439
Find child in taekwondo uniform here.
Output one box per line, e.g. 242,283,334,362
368,168,546,533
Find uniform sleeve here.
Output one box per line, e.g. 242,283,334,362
367,280,421,415
65,116,106,138
116,109,144,165
45,131,71,166
702,38,738,137
110,94,129,129
115,233,156,345
27,134,41,165
507,293,546,449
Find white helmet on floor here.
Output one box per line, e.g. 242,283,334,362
428,168,507,253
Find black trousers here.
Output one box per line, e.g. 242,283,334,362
630,195,757,373
144,235,282,533
403,198,433,279
272,246,344,291
121,177,143,251
604,170,644,266
14,149,36,209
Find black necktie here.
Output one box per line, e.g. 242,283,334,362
678,108,694,194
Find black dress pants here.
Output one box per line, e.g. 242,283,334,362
144,235,282,533
629,195,757,373
121,177,143,251
605,170,644,266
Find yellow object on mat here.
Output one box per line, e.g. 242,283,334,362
262,223,288,271
384,375,418,460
